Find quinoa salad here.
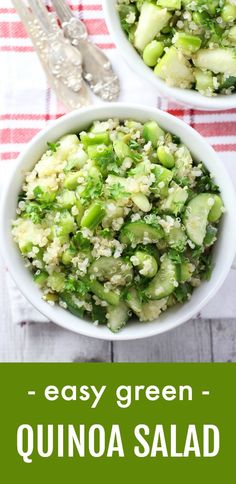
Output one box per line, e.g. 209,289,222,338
12,118,224,332
117,0,236,96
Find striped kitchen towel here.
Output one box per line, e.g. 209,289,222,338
0,0,236,324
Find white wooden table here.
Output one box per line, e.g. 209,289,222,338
1,254,236,362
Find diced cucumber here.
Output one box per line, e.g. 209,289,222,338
87,143,111,160
208,194,224,223
193,49,236,77
106,174,127,187
166,226,187,251
54,211,75,237
139,298,168,321
157,146,175,168
134,2,171,52
63,171,80,190
19,240,33,255
102,202,124,228
173,145,193,183
151,164,173,198
33,270,48,288
228,25,236,44
175,33,202,56
192,11,209,27
143,40,164,67
160,182,188,215
154,47,194,89
80,131,110,148
120,221,164,245
88,166,102,179
180,262,195,283
57,211,75,236
87,144,114,176
131,193,152,212
43,293,58,304
90,280,120,306
56,135,80,161
221,3,236,23
113,140,131,160
145,254,177,300
126,287,142,316
60,292,84,318
61,247,77,265
89,257,133,284
50,230,69,246
64,146,88,172
184,193,213,246
204,225,218,247
143,121,164,148
47,272,65,292
130,160,151,176
207,0,219,15
107,301,129,333
194,69,214,96
81,202,105,230
132,250,158,278
157,0,181,9
57,190,77,209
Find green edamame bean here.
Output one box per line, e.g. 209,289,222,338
80,131,110,148
143,41,164,67
132,250,158,278
157,146,175,169
208,195,224,223
81,201,105,230
221,4,236,23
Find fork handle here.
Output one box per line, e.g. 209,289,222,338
52,0,87,40
11,0,90,109
28,0,54,33
52,0,72,23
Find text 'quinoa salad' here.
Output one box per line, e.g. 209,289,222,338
12,118,224,332
117,0,236,96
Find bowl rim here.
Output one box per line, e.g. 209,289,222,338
1,103,236,341
102,0,236,111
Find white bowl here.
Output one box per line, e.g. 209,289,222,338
0,104,236,341
103,0,236,111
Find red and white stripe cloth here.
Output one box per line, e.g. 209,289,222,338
0,0,236,324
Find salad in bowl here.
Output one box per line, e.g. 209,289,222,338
1,104,235,340
12,116,224,333
118,0,236,96
103,1,236,109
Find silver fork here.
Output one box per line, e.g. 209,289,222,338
51,0,120,101
12,0,90,109
28,0,86,93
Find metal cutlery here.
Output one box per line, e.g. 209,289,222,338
51,0,120,101
28,0,85,93
11,0,90,109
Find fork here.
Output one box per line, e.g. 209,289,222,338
51,0,120,101
12,0,90,109
28,0,87,93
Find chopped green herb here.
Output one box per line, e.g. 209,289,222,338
47,141,60,153
108,183,130,200
81,177,103,202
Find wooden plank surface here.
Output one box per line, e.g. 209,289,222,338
0,256,236,362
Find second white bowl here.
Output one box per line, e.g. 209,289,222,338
103,0,236,111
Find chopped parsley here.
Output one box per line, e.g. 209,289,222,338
108,183,130,200
81,176,103,202
47,141,60,153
